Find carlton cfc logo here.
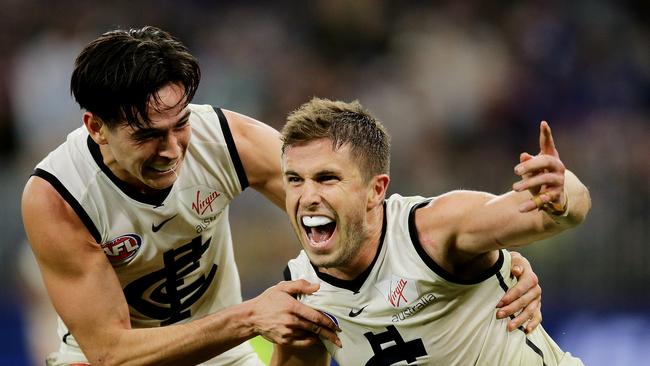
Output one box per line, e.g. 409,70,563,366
102,234,142,265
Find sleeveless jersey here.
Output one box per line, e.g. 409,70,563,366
285,194,583,366
34,104,262,365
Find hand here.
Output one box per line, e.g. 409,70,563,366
248,280,342,348
513,121,567,213
496,251,542,333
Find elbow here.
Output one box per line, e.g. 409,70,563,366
83,347,123,366
77,335,130,366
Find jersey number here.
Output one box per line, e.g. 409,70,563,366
364,325,427,365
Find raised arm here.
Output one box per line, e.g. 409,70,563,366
22,177,340,366
415,122,590,262
223,109,285,208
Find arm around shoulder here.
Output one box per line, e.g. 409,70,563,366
21,177,260,366
222,109,285,208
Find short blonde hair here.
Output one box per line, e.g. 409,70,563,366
282,97,390,181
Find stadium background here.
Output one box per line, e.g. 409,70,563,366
0,1,647,365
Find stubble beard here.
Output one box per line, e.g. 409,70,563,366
313,216,368,270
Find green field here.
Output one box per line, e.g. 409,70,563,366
251,336,273,364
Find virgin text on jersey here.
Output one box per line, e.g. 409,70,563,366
192,190,221,215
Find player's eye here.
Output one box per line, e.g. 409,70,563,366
319,175,340,183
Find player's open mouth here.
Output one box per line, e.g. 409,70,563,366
148,160,179,174
301,215,336,248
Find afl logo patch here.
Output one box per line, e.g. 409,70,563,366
102,234,142,265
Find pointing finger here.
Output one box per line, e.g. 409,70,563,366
539,121,558,157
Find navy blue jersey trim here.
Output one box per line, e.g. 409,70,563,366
312,202,387,294
408,199,504,284
283,265,292,281
32,168,102,243
62,332,71,345
214,107,249,191
496,271,547,365
87,136,171,207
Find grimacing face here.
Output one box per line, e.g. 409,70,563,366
282,138,376,271
98,83,191,192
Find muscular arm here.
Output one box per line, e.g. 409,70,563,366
223,109,285,208
22,177,339,366
420,169,589,257
415,122,591,270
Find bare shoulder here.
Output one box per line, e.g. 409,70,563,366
22,175,71,223
220,109,285,206
414,190,494,234
412,190,498,272
22,175,100,263
221,109,280,138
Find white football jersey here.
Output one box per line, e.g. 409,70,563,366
35,104,261,365
285,194,583,366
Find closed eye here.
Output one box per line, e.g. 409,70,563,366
317,174,340,184
132,130,164,143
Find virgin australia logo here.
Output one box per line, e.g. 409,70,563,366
191,190,221,215
376,275,419,308
389,278,409,307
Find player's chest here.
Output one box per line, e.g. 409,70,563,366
311,270,489,365
96,182,231,267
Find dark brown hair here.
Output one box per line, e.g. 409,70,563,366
71,26,200,129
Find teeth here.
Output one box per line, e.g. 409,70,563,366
151,163,175,172
302,216,333,227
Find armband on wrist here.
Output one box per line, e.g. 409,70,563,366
542,193,568,216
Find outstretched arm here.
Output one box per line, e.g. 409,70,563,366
415,121,591,261
22,177,339,366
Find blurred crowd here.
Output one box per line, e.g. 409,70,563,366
0,1,648,364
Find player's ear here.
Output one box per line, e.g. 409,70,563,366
367,174,389,210
83,112,109,145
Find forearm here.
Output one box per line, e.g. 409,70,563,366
83,302,256,366
556,169,591,226
501,169,591,243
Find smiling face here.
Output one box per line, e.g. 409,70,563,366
92,83,191,192
283,138,387,277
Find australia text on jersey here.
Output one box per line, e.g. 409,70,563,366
391,293,437,323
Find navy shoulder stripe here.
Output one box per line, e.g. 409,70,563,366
32,168,102,243
408,199,504,284
283,265,292,281
214,107,249,191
